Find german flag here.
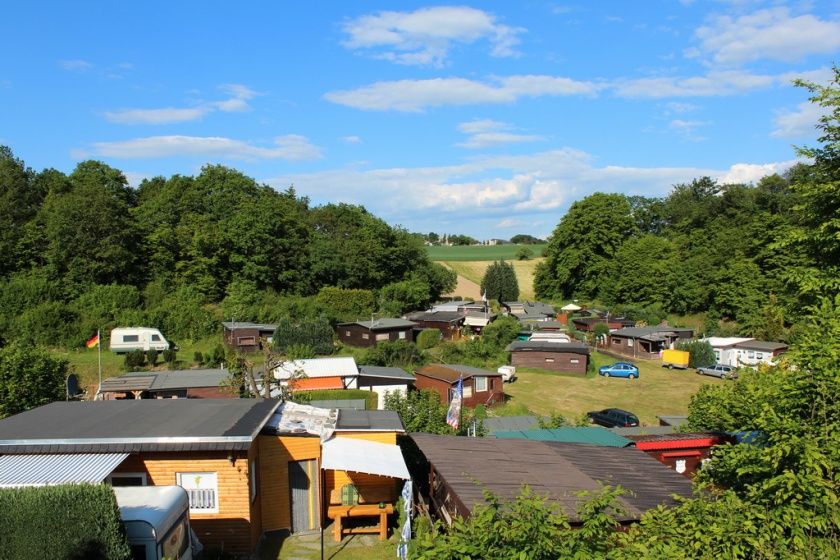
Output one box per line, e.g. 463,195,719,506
85,332,100,348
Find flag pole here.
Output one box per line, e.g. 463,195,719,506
97,328,102,395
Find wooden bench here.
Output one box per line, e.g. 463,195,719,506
327,503,394,541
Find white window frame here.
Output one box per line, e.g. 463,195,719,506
362,333,369,340
474,376,488,392
398,331,407,339
375,333,389,341
106,472,147,486
463,386,473,398
570,358,579,364
545,358,555,363
177,472,219,514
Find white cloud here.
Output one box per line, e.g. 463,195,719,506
84,135,322,161
341,6,524,66
716,160,798,184
497,218,519,228
669,119,709,141
59,59,93,72
692,8,840,65
105,83,259,124
458,132,545,149
771,101,829,138
665,102,698,114
614,70,777,98
324,75,600,111
342,135,363,144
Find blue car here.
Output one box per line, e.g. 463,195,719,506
599,362,640,379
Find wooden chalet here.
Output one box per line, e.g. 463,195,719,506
505,340,590,374
98,368,234,400
607,326,694,359
403,311,465,340
414,364,504,408
336,318,417,348
222,321,278,352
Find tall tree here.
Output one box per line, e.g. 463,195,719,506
0,344,68,418
481,260,519,302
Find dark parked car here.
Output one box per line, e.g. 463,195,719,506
598,362,640,379
696,364,738,379
587,408,640,428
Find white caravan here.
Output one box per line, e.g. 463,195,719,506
114,486,198,560
109,327,171,353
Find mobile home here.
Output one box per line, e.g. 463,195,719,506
114,486,197,560
110,327,171,353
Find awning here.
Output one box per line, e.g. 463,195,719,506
561,303,582,311
0,453,129,487
321,437,410,479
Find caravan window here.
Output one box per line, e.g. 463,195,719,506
151,334,161,342
107,472,147,486
123,335,139,343
159,514,190,559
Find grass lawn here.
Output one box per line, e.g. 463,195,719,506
53,335,243,393
427,244,546,261
502,350,723,425
259,529,397,560
442,259,543,300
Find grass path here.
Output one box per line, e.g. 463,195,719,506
503,351,723,425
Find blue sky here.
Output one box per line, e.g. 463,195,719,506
2,1,839,238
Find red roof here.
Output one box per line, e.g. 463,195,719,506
631,432,732,451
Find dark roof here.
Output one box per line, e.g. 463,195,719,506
358,365,415,381
494,427,633,448
99,375,156,392
0,399,280,454
608,426,676,437
415,364,501,384
482,415,540,435
410,433,692,523
335,410,405,432
102,369,229,393
733,340,788,351
221,321,278,331
505,341,590,355
611,326,694,338
502,301,556,316
404,311,465,323
337,318,417,330
657,415,688,427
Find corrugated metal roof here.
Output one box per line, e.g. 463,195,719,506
273,357,359,380
0,453,128,487
494,427,633,447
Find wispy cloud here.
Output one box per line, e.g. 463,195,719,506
104,83,260,124
456,119,544,149
342,135,363,144
691,8,840,65
325,75,600,111
58,59,93,72
771,101,829,138
341,6,524,67
669,119,709,141
81,134,322,161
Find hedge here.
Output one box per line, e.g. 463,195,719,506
416,328,441,350
293,388,379,410
0,484,132,560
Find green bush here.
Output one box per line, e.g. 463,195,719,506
416,328,441,350
0,484,132,560
162,348,177,365
207,344,226,368
273,317,335,355
193,351,204,365
676,340,716,368
145,349,159,367
124,349,146,370
293,388,378,410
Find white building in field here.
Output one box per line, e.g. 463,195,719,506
704,337,788,367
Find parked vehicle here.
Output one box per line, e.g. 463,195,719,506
587,408,640,428
110,327,171,354
662,349,690,369
598,362,640,379
696,364,738,379
497,365,516,382
114,486,199,560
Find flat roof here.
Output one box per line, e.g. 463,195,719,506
505,341,590,355
337,318,417,330
221,321,278,331
335,410,405,432
358,365,415,381
611,326,694,338
494,427,633,448
101,369,230,393
411,433,692,523
0,399,280,453
482,415,540,435
404,311,464,323
734,340,788,351
274,357,359,380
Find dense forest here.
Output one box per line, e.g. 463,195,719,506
0,154,455,348
535,70,840,341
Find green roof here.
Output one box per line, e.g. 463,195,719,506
494,427,633,448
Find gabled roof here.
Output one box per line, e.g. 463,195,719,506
404,311,465,323
221,321,278,331
273,356,359,380
0,400,280,453
337,318,417,330
415,364,501,384
494,427,633,448
505,340,590,355
358,365,415,381
410,433,692,523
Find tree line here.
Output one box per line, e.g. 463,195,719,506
535,70,840,341
0,153,456,348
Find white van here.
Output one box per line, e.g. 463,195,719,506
110,327,170,353
114,486,198,560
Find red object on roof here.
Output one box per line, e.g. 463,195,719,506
290,376,345,391
631,433,731,451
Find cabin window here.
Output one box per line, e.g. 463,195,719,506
627,339,633,347
376,333,389,341
474,376,488,392
122,335,139,343
107,472,147,486
398,331,407,339
544,358,555,363
177,472,219,514
756,352,764,360
362,333,369,340
747,351,755,359
237,336,256,346
151,334,161,342
570,358,579,364
160,514,190,559
345,330,350,336
463,386,473,398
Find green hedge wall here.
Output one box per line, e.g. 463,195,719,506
293,388,379,410
0,484,132,560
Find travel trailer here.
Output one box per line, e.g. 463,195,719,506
109,327,171,353
114,486,198,560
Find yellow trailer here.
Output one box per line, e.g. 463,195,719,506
662,349,690,369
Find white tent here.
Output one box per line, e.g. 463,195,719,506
560,303,582,311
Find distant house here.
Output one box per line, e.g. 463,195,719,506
505,340,590,374
494,426,634,448
336,319,417,348
98,368,234,400
627,432,735,477
222,321,278,352
404,311,465,340
502,301,557,322
409,434,692,527
607,326,694,359
273,356,360,390
571,316,634,332
733,340,788,367
414,364,504,408
430,300,474,313
357,365,415,409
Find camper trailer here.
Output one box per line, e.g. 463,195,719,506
114,486,196,560
109,327,170,353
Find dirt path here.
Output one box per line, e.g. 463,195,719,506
441,264,482,300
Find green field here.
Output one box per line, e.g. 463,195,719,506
502,351,723,425
426,244,546,261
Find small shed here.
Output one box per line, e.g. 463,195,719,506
505,340,590,374
403,311,465,340
336,319,417,348
607,326,694,359
414,364,504,408
357,365,415,409
628,432,735,476
222,322,278,352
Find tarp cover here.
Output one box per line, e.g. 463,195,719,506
321,437,410,479
560,303,582,311
0,452,129,487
